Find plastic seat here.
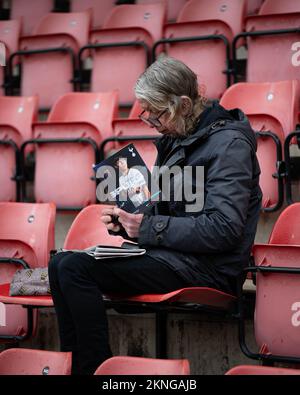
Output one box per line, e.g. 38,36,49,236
94,356,190,375
0,348,71,375
220,80,300,211
71,0,115,29
137,0,187,21
10,0,53,36
235,2,300,84
85,3,165,106
0,19,21,96
226,365,300,375
0,95,38,202
14,11,90,109
25,92,118,209
157,0,246,99
0,202,55,341
259,0,300,15
239,204,300,362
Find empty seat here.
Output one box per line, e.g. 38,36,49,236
10,0,53,36
0,348,71,375
226,365,300,375
71,0,115,29
94,356,190,375
26,92,118,209
235,3,300,84
157,0,246,99
220,80,300,211
0,19,21,96
85,3,165,106
239,204,300,362
15,11,90,109
0,95,38,202
0,202,55,341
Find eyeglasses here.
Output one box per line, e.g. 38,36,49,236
138,108,168,128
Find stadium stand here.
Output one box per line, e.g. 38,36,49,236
10,0,53,36
79,3,165,106
0,95,38,202
94,356,190,375
9,11,90,110
0,19,21,96
20,91,118,209
0,348,71,375
153,0,246,99
70,0,116,29
237,203,300,364
220,80,300,211
0,202,55,342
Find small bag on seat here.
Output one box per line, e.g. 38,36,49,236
9,268,51,296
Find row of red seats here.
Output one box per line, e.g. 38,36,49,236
1,79,299,211
1,201,300,373
1,0,267,37
0,0,299,108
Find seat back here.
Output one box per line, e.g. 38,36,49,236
177,0,246,36
48,91,119,140
0,95,38,144
94,356,190,375
32,11,90,48
71,0,115,28
268,203,300,244
259,0,300,15
253,243,300,358
220,80,300,139
0,19,21,58
0,348,71,375
64,204,124,249
137,0,187,21
10,0,53,36
103,3,166,42
245,13,300,84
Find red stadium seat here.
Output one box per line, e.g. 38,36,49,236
14,11,90,109
220,80,300,211
23,92,118,209
71,0,115,29
94,356,190,375
0,202,55,342
238,204,300,363
0,348,71,375
156,0,246,99
84,3,166,106
10,0,53,36
233,2,300,84
226,365,300,375
0,19,21,96
259,0,300,15
0,95,38,202
137,0,188,22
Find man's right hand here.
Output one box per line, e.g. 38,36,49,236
100,207,121,233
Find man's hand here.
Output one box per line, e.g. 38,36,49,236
113,207,144,238
100,207,121,233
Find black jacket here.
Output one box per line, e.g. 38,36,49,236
114,102,262,295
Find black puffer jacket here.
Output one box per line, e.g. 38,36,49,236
116,102,262,295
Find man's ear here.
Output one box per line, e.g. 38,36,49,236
180,96,193,116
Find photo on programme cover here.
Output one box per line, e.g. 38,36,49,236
93,144,160,214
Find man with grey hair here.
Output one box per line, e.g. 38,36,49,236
49,56,262,375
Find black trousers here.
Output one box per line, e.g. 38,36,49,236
48,251,190,375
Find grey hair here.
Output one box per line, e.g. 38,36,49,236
134,56,205,135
